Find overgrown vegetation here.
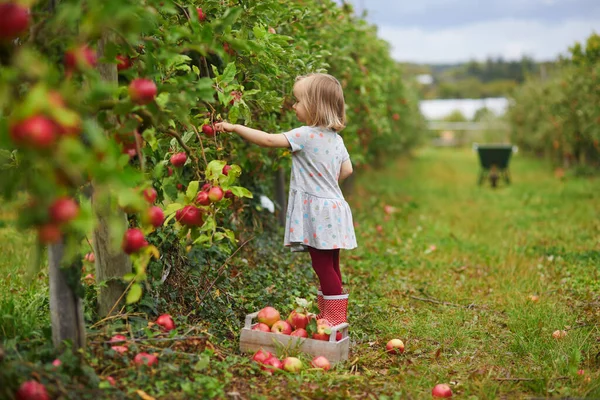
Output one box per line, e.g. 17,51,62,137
2,148,599,398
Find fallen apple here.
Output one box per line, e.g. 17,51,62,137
282,357,303,373
386,339,405,354
271,320,292,335
528,295,540,302
111,345,128,354
257,306,280,327
15,380,49,400
106,376,116,386
51,359,62,367
552,330,567,339
260,356,282,374
432,383,452,398
311,356,331,371
133,352,158,367
156,314,175,332
251,349,272,364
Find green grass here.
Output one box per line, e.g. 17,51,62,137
1,147,598,399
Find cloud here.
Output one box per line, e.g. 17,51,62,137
377,17,599,63
343,0,599,29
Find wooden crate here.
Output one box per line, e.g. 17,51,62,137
239,311,350,363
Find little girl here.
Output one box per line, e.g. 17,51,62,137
215,73,357,326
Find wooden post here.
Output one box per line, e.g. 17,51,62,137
93,32,132,317
48,239,86,349
274,168,286,226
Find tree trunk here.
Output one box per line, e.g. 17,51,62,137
93,32,132,317
49,240,86,349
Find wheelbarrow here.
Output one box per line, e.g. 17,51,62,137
473,143,518,187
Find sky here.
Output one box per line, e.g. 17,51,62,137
340,0,600,64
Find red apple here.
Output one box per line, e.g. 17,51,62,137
106,376,116,386
170,152,187,167
311,356,331,371
260,356,282,374
48,197,79,224
271,320,292,335
129,78,157,105
37,224,61,244
167,167,173,176
208,186,224,202
222,165,232,176
176,183,185,191
51,359,62,367
178,205,203,226
202,124,215,137
252,323,271,332
287,310,309,330
282,357,303,373
143,188,157,204
257,306,280,327
251,349,272,364
224,190,234,199
156,314,175,332
196,7,206,22
84,252,95,262
111,345,128,354
109,334,127,344
146,206,164,228
0,3,30,39
392,113,400,121
64,45,97,74
201,183,212,192
83,274,94,284
10,115,58,149
15,380,49,400
577,369,585,375
268,27,276,34
312,323,332,341
386,339,405,354
122,228,148,254
133,352,158,367
290,328,308,338
432,384,452,398
195,191,211,206
223,42,235,56
116,55,132,71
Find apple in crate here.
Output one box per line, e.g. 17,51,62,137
261,356,283,374
287,310,309,330
156,314,175,332
252,323,271,332
257,306,280,327
432,383,453,398
311,356,331,371
282,357,303,373
290,328,308,338
251,349,272,364
316,318,331,327
271,320,292,335
386,339,405,354
312,324,331,341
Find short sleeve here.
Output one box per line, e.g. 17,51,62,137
283,127,310,153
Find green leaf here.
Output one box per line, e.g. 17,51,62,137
126,283,142,304
156,92,170,109
205,160,227,182
221,62,237,85
228,103,240,123
230,186,253,198
192,353,210,371
186,181,199,199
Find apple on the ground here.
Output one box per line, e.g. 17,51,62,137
251,349,271,364
133,352,158,367
311,356,331,371
156,314,175,331
282,357,303,373
386,339,405,354
260,356,283,374
432,383,453,398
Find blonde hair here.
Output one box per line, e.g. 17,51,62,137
294,73,346,131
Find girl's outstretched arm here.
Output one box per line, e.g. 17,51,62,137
214,122,290,149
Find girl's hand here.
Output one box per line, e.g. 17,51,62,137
214,122,236,133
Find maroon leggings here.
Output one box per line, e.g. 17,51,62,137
308,247,342,295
